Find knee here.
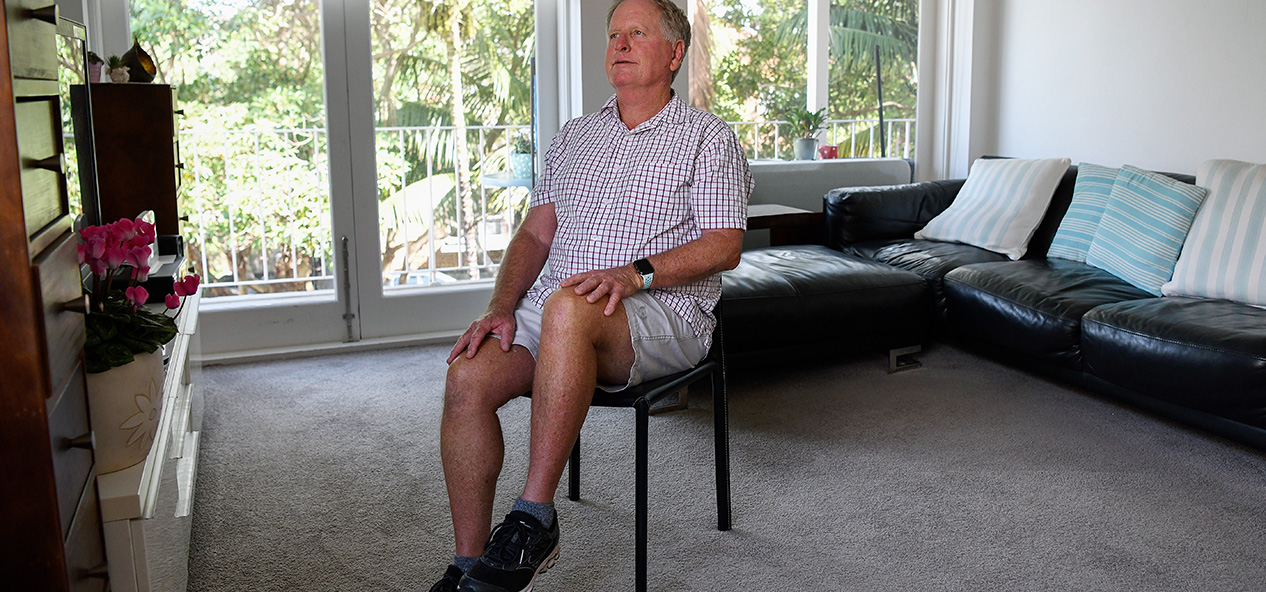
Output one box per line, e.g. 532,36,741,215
444,359,500,416
542,289,605,333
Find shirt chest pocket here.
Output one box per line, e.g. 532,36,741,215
620,160,692,229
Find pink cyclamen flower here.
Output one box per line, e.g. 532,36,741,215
81,234,107,261
125,245,152,269
165,293,180,309
133,219,156,245
131,265,150,282
174,274,201,297
110,218,137,242
102,245,127,270
125,286,149,308
79,224,106,241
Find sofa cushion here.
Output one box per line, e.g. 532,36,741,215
721,245,929,356
1085,165,1207,296
1163,159,1266,307
1047,163,1118,262
943,259,1153,369
1082,298,1266,429
914,157,1070,260
849,239,1009,321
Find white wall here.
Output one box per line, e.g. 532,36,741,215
977,0,1266,175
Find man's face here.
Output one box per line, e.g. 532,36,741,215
605,0,684,93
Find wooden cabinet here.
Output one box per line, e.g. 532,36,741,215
0,1,107,590
90,83,183,235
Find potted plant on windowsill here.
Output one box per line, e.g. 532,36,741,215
509,132,533,179
784,107,828,160
77,216,200,474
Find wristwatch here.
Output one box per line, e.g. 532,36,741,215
632,258,655,290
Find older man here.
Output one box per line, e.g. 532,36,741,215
430,1,752,591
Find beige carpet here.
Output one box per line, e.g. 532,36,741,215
188,342,1266,591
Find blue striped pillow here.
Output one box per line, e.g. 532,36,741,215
1085,165,1207,296
1047,163,1118,262
1162,160,1266,307
914,157,1070,259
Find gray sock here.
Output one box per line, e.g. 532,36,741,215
453,554,478,573
511,497,555,528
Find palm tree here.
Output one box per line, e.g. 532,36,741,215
689,0,714,112
776,0,918,115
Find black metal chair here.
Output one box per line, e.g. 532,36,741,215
564,311,731,592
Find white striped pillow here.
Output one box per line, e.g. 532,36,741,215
915,157,1071,259
1162,159,1266,307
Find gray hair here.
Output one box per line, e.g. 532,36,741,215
607,0,693,57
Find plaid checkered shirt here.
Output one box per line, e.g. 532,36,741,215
525,93,753,349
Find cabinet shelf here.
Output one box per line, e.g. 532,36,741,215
96,293,201,592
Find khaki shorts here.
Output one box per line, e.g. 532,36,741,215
505,292,707,392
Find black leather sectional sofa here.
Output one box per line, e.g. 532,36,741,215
815,164,1266,450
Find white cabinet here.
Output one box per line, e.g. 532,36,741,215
97,294,202,592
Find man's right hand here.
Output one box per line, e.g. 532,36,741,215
447,307,517,364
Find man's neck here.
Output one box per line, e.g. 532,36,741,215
614,87,673,130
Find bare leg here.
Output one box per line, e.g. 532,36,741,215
520,289,636,504
441,339,536,557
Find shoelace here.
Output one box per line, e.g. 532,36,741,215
484,518,541,567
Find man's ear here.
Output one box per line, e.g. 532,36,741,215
669,39,685,72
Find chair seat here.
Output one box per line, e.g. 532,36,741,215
589,359,720,408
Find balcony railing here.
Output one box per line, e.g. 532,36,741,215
177,118,914,299
729,118,915,160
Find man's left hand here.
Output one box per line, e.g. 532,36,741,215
560,265,643,316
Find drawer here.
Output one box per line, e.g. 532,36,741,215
16,94,68,239
34,230,88,393
48,362,93,539
4,0,58,80
65,468,109,592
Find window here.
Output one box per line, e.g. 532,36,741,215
690,0,918,160
130,0,535,300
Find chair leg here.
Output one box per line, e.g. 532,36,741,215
635,400,649,592
712,366,732,531
568,436,580,501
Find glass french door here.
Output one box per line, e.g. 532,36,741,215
159,0,539,352
350,0,537,340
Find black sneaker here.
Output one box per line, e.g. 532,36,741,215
429,564,464,592
457,510,560,592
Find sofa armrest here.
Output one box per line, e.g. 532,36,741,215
823,179,965,249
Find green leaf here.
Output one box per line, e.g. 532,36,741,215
84,289,178,372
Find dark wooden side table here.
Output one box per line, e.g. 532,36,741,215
746,204,824,246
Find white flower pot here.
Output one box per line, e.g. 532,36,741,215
86,348,165,474
793,138,819,160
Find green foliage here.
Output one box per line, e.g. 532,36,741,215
84,292,177,374
709,0,919,129
512,132,532,154
784,107,828,138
